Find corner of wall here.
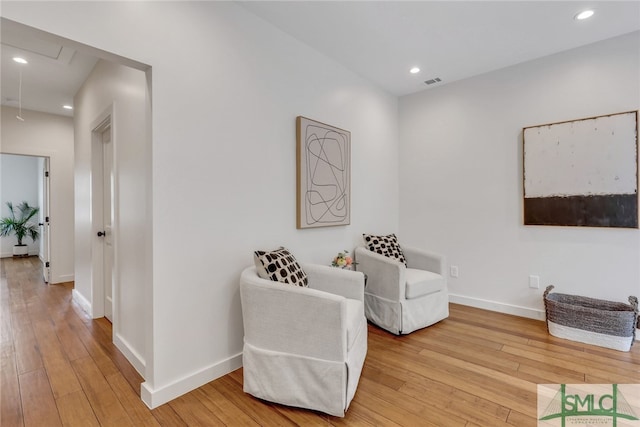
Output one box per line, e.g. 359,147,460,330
140,353,243,409
72,288,93,317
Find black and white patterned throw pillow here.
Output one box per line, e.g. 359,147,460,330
253,247,308,287
363,233,407,266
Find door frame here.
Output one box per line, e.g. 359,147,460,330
40,156,51,283
90,104,118,325
0,150,55,273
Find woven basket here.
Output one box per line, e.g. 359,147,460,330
543,285,638,352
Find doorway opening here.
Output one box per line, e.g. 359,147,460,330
0,153,50,282
1,16,152,382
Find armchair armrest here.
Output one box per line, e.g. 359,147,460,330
403,247,445,275
354,247,406,301
302,263,365,302
240,267,347,361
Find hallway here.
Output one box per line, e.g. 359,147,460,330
0,256,156,426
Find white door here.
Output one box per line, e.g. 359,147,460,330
102,126,114,322
41,158,50,283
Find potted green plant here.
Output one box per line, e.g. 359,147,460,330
0,201,40,257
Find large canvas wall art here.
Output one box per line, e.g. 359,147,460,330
296,116,351,229
523,111,638,228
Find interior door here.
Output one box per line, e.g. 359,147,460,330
41,158,50,283
102,126,114,322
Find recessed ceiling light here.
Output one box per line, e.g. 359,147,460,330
574,10,594,20
63,105,73,110
410,67,421,74
13,57,28,64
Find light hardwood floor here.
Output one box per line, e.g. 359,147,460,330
1,256,638,426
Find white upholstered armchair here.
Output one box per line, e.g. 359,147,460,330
355,246,449,335
239,263,367,417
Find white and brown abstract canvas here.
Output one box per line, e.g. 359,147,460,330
523,111,638,228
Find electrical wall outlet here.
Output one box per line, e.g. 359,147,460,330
450,265,459,278
529,275,540,289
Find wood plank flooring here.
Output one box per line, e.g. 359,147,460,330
1,256,638,426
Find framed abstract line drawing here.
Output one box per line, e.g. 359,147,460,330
296,116,351,229
523,111,638,228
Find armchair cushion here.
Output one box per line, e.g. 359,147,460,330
405,268,446,300
363,233,407,266
254,247,308,287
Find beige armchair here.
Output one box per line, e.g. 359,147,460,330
239,263,367,417
355,246,449,334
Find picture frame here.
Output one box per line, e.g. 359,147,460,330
523,111,638,228
296,116,351,229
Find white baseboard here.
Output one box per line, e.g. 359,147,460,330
449,293,545,321
57,273,75,283
141,352,243,409
72,289,93,317
114,333,146,377
0,250,39,258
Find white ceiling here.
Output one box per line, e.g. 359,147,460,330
241,1,640,96
1,1,639,118
1,19,99,117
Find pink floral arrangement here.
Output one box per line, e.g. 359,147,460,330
331,250,354,268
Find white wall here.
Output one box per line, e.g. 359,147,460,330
1,2,399,407
0,107,74,283
73,59,149,375
0,154,39,256
399,32,640,318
